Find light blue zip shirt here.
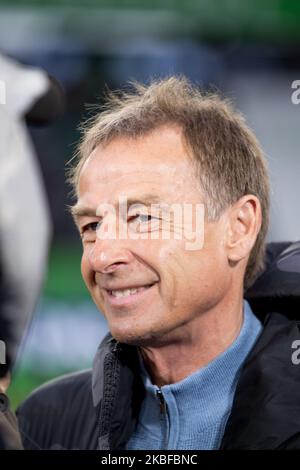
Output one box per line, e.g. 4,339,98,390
126,301,262,450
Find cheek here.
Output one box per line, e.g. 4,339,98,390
157,240,183,264
81,251,93,287
156,243,187,298
189,253,230,304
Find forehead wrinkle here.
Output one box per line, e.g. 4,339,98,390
82,155,186,183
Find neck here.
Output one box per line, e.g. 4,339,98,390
139,293,244,387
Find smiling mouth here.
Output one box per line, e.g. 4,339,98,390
104,282,157,307
107,284,155,298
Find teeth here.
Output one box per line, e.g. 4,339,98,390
110,285,150,298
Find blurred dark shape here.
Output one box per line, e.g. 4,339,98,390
246,241,300,320
25,75,65,126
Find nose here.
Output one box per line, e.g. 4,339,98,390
87,237,134,274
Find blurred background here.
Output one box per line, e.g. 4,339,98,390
0,0,299,408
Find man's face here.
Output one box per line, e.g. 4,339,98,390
75,125,232,345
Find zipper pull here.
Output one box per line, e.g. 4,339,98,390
156,388,167,414
112,341,121,354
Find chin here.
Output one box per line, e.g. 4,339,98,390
109,321,177,347
109,327,155,346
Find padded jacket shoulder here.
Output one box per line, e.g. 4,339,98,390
17,369,99,450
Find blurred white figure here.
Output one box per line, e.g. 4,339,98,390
0,53,52,373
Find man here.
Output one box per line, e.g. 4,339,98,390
17,77,300,450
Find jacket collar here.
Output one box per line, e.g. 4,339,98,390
92,335,145,450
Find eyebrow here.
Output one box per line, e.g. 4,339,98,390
70,205,95,218
70,194,163,223
125,194,162,208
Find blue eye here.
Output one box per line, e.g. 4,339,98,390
129,214,159,223
84,221,100,232
136,214,153,222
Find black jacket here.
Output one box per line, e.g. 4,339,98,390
17,242,300,450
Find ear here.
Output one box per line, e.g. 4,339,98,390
226,195,262,264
